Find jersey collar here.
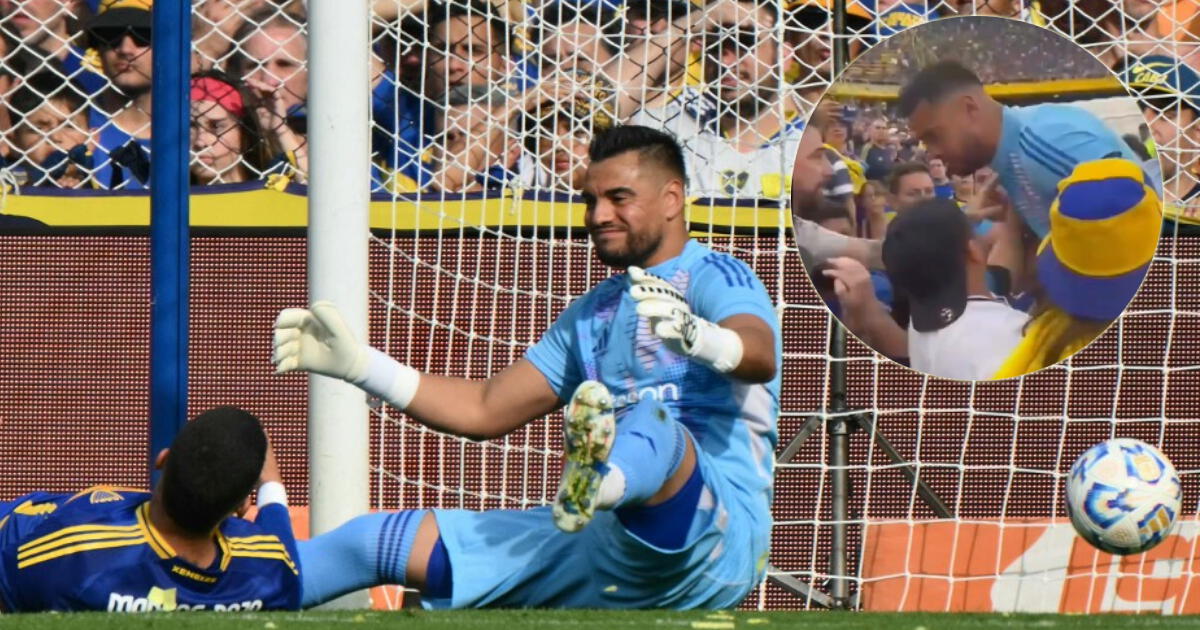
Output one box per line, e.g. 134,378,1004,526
136,501,233,574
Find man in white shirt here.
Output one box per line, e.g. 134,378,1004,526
881,197,1028,380
684,0,803,199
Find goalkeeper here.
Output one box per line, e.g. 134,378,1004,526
275,125,781,609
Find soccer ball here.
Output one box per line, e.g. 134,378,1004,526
1066,438,1182,555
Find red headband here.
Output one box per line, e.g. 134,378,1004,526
191,77,245,118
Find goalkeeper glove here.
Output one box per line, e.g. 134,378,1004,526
272,301,421,410
627,266,744,373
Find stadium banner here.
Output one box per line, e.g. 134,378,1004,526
0,184,783,231
861,519,1200,614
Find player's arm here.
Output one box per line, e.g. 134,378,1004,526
713,313,776,383
629,266,777,384
793,218,885,270
822,257,909,360
272,303,561,441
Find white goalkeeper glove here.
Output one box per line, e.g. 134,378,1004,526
627,266,744,374
272,301,421,410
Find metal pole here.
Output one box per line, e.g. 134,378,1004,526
827,0,851,609
827,321,852,608
148,0,191,485
307,0,371,610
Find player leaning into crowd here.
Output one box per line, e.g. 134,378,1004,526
793,59,1154,271
273,125,782,609
792,59,1161,378
0,407,300,613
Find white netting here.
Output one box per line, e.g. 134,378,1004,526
353,0,1200,613
2,0,1197,613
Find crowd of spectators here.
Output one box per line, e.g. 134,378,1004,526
0,0,1196,201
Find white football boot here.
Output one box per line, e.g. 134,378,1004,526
552,380,616,533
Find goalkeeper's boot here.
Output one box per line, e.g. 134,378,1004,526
553,380,616,533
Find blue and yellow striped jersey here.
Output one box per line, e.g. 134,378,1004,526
0,487,301,612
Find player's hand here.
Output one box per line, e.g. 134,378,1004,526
965,170,1006,222
628,266,745,373
272,301,369,384
822,257,875,313
628,266,704,358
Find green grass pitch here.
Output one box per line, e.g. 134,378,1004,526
1,610,1198,629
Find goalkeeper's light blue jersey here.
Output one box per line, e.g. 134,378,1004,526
990,103,1149,239
0,487,301,613
525,240,781,523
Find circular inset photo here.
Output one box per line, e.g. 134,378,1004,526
789,16,1164,382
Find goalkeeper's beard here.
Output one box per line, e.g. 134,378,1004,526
590,226,664,269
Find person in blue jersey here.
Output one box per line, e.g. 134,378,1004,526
928,157,955,200
84,0,154,190
273,125,781,609
898,60,1145,240
0,406,301,613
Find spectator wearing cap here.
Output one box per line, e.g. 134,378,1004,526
882,197,1029,380
783,0,871,102
0,0,106,96
1121,54,1200,236
991,158,1161,378
86,0,153,189
190,71,269,185
872,0,937,37
682,0,807,198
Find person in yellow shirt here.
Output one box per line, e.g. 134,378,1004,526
992,159,1162,378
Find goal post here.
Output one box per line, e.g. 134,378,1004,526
306,0,372,609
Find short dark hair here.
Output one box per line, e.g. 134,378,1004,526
9,71,86,119
531,2,622,59
886,161,932,194
588,125,688,188
897,60,983,119
160,406,268,535
426,0,512,56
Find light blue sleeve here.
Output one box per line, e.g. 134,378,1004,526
523,296,587,401
689,253,778,332
1026,108,1135,178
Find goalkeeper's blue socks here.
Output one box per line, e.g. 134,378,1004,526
596,398,704,549
296,510,428,607
598,398,689,507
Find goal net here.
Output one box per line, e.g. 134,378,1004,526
0,0,1195,615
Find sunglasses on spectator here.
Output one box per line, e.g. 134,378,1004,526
90,26,152,49
703,29,760,57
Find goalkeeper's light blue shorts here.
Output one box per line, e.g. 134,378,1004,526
423,427,770,610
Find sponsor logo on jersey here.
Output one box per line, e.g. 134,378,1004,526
107,587,263,613
12,500,57,516
611,382,681,409
171,565,218,584
89,489,124,504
